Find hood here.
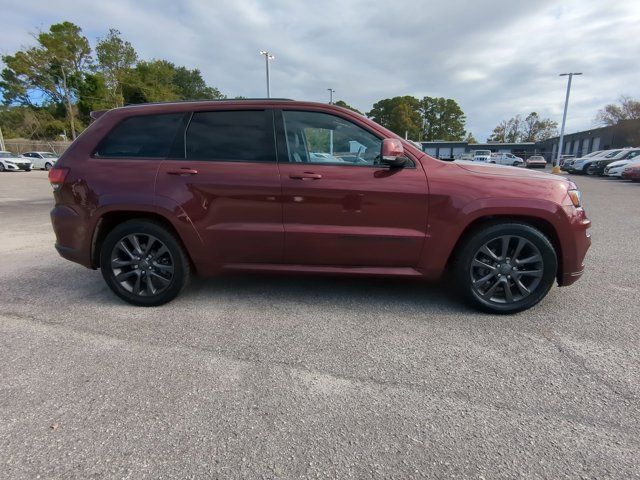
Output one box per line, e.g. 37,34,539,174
455,160,564,181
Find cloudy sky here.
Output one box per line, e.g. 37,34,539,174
1,0,639,140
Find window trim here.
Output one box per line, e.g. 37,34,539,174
183,109,278,164
277,109,415,169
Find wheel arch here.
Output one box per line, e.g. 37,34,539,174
91,210,195,270
446,215,563,282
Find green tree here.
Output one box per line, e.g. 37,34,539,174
488,112,557,142
595,95,640,126
420,96,466,141
173,66,225,100
465,132,477,143
95,28,137,107
522,112,557,142
77,73,111,122
124,60,179,103
334,100,362,115
1,22,91,139
367,96,422,139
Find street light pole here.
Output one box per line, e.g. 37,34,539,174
259,51,275,98
327,88,335,104
554,72,582,172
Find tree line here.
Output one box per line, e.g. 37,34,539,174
0,22,224,140
1,21,639,143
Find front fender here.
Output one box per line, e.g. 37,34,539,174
418,196,572,280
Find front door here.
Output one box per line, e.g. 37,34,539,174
277,110,429,267
156,109,283,267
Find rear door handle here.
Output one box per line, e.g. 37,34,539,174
167,168,199,176
289,172,322,180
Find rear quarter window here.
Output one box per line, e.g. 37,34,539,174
94,113,185,158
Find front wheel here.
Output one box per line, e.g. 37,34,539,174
100,220,191,306
453,223,557,314
0,163,5,172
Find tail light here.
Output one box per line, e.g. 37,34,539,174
48,167,69,191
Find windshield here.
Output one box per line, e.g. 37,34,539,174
41,152,58,158
584,151,602,158
604,150,623,158
0,152,13,158
474,150,491,155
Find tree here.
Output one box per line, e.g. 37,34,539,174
488,112,557,142
173,66,224,100
420,96,467,141
367,96,422,139
95,29,137,107
522,112,558,142
595,96,640,126
465,132,477,143
1,22,91,139
334,100,362,115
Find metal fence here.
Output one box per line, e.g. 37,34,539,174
3,139,72,155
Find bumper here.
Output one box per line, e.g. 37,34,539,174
622,170,640,180
606,169,623,177
526,162,547,168
558,207,591,287
51,205,93,268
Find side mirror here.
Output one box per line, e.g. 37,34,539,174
381,138,409,168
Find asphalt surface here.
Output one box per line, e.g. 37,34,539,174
0,170,639,479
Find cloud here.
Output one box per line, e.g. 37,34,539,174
1,0,639,140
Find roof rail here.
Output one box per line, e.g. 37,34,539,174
123,98,295,107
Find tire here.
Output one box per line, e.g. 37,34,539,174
512,162,519,166
100,220,191,306
0,164,5,172
25,168,32,172
44,162,52,171
453,223,557,314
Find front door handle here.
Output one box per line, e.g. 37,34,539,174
167,168,199,176
289,172,322,180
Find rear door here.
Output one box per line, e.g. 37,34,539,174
156,109,283,267
276,109,429,267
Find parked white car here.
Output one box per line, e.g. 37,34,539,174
0,151,32,172
472,150,492,162
605,155,640,177
21,151,59,170
489,152,525,166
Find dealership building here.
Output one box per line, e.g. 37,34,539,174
420,119,640,160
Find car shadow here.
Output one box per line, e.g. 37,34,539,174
182,272,473,315
13,261,478,315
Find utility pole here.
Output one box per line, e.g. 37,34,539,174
327,88,335,104
554,72,582,173
259,51,275,98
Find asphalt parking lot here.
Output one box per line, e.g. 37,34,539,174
1,170,639,479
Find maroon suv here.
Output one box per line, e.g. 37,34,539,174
49,100,591,313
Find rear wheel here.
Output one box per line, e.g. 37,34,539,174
44,162,53,171
100,220,190,306
454,223,557,314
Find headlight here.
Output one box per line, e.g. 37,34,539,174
567,189,582,208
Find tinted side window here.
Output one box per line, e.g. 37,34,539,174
94,113,184,158
186,110,275,162
282,110,382,166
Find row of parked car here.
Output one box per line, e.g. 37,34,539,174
560,147,640,181
459,151,548,168
0,151,59,172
